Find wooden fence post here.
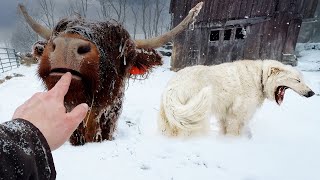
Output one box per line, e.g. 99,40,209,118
6,48,12,70
0,57,3,73
13,49,20,67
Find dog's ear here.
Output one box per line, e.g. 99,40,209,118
268,67,282,76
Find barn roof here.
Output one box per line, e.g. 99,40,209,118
170,0,318,22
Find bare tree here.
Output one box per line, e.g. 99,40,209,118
64,1,77,16
98,0,111,19
131,6,139,39
80,0,89,18
96,0,128,23
153,0,166,36
141,0,149,39
139,0,170,38
65,0,89,17
38,0,55,28
106,0,128,24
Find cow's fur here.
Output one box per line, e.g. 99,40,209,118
158,60,315,137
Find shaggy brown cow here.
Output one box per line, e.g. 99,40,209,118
19,2,203,145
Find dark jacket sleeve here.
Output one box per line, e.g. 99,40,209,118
0,119,56,180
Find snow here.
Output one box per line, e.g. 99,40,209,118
296,43,320,72
0,49,320,180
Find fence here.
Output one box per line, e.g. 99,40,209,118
0,48,20,73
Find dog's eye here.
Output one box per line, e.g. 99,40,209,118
296,79,301,83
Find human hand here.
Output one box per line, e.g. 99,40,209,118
12,73,88,151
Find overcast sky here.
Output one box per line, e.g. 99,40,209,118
0,0,92,30
0,1,18,28
0,0,171,44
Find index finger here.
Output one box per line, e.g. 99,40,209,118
49,72,72,99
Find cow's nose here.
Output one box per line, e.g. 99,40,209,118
69,39,92,56
77,44,91,55
52,37,92,56
50,37,94,71
305,90,315,98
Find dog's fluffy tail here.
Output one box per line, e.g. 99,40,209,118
162,86,212,131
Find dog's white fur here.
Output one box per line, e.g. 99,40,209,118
158,60,314,137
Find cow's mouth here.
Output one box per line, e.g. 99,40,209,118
275,86,289,105
50,68,82,80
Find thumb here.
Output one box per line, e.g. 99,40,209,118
66,103,89,130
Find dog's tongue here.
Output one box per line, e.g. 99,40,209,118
276,87,286,105
281,88,285,96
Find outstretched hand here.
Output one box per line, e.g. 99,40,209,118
12,73,88,151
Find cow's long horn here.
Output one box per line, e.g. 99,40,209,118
135,2,204,49
18,4,52,40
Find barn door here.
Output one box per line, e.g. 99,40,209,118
282,19,302,65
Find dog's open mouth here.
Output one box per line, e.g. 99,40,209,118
50,68,82,80
275,86,289,105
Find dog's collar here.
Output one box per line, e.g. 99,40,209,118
261,66,265,95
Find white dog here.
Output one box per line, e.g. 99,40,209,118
158,60,315,137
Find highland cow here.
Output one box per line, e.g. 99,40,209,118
18,2,203,145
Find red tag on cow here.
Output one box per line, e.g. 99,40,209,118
130,66,147,75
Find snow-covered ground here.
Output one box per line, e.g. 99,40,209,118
0,48,320,180
296,43,320,72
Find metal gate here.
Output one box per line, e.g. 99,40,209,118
0,48,20,73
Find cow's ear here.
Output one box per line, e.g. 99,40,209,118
130,48,163,76
32,41,47,59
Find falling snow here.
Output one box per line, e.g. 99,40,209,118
0,48,320,180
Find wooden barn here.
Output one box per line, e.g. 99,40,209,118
169,0,318,70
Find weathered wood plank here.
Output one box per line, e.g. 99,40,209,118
265,0,276,16
250,0,260,17
230,0,243,20
243,25,262,59
278,0,291,12
302,0,318,18
224,0,231,21
259,0,265,16
283,19,302,54
239,0,248,18
246,0,255,18
169,0,176,13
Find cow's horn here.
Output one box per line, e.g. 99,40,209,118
135,2,204,49
18,4,52,40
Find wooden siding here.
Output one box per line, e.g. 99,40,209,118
170,0,317,21
170,0,318,70
171,0,277,24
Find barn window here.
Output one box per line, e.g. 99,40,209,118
235,27,246,39
210,30,220,41
224,29,232,40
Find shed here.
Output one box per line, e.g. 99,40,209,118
170,0,318,70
